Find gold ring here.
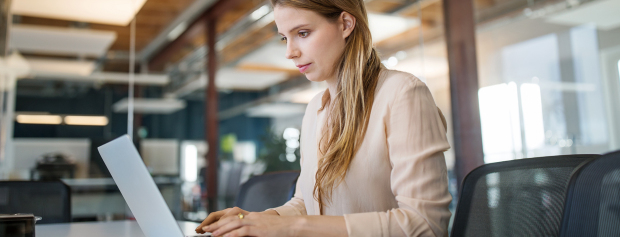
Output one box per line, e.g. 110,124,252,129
237,213,244,220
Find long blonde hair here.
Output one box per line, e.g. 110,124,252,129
271,0,383,213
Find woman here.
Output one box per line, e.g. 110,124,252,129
195,0,451,236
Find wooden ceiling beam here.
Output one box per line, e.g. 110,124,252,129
148,19,205,71
365,0,407,13
147,0,252,71
221,22,276,65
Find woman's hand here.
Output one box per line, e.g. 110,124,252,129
205,212,300,237
195,207,250,234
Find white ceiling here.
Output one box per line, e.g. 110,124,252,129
11,0,147,26
368,13,420,42
167,67,289,97
216,68,289,90
10,24,117,57
546,0,620,31
238,40,297,70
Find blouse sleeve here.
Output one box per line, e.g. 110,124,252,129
343,78,452,237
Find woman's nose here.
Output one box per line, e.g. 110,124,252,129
285,44,300,59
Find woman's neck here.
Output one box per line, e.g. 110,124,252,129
325,75,338,100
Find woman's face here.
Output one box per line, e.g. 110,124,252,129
274,5,349,82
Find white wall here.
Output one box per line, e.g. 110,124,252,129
140,139,179,175
9,138,91,179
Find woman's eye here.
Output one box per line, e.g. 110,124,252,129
299,32,308,37
280,36,287,42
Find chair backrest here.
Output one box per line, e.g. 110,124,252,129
235,171,300,212
451,154,598,237
560,151,620,237
0,181,71,224
225,162,246,197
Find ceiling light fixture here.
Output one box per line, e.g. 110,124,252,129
250,5,270,21
64,116,109,126
167,21,188,41
113,98,186,114
15,115,62,125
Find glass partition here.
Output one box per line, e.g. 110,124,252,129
475,0,620,162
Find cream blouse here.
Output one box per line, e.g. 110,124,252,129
271,69,452,237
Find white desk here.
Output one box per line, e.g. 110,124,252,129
36,220,204,237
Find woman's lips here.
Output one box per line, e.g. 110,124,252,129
298,63,311,73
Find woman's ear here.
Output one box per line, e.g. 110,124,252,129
339,11,356,39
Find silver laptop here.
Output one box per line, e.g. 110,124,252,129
98,135,210,237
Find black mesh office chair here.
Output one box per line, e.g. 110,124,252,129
223,162,245,208
235,171,300,212
451,154,598,237
560,151,620,237
0,181,71,224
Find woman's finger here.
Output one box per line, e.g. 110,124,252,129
220,208,250,220
223,226,254,237
203,215,240,234
195,209,227,233
199,207,250,233
196,212,221,233
211,219,248,237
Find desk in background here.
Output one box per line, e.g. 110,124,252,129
36,220,202,237
61,178,182,221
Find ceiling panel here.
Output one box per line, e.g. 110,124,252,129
27,58,96,76
14,0,196,57
10,24,116,57
11,0,147,26
113,98,186,114
246,103,307,118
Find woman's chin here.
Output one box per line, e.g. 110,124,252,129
304,73,326,82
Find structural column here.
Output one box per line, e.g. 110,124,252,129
442,0,485,189
204,18,219,213
0,0,11,177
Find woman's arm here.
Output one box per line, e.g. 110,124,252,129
206,213,348,237
195,208,280,233
293,215,348,237
261,209,279,216
198,165,307,235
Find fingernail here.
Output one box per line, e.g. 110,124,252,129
212,231,219,236
202,226,209,231
224,234,230,237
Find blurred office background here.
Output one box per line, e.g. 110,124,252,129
0,0,618,225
